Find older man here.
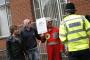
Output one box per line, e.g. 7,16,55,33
20,19,41,60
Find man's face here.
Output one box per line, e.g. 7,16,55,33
14,29,19,36
47,21,53,29
13,26,20,36
24,19,32,28
26,21,32,28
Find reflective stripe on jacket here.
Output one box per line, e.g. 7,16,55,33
59,14,90,52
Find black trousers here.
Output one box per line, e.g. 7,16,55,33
68,49,90,60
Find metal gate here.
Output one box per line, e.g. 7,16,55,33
33,0,67,27
0,49,7,60
33,0,68,60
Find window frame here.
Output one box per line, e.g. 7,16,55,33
0,0,11,39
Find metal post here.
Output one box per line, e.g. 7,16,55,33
32,0,36,19
56,0,63,24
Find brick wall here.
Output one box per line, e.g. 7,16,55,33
69,0,90,15
10,0,35,25
0,0,35,49
0,39,6,50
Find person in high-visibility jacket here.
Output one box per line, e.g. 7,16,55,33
41,18,65,60
59,3,90,60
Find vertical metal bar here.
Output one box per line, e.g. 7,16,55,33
47,1,50,17
40,0,44,17
53,0,56,18
44,3,47,17
38,0,42,18
52,0,54,18
33,0,37,19
48,2,50,17
49,1,53,17
52,0,56,26
57,0,63,24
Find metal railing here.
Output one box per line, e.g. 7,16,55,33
38,42,68,60
38,42,48,60
0,43,68,60
33,0,67,27
0,45,48,60
0,49,7,60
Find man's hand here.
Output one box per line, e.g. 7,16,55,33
40,34,46,43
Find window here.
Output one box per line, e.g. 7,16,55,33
33,0,67,27
0,0,11,38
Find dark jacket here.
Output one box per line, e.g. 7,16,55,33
20,27,41,50
6,36,25,60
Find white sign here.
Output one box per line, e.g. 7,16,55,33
36,17,47,34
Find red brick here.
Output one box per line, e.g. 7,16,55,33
10,0,35,25
69,0,90,15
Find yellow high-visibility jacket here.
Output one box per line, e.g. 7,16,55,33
59,14,90,52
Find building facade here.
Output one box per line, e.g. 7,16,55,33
0,0,90,53
70,0,90,15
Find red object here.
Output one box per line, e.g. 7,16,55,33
45,27,60,43
47,44,62,60
45,27,64,60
